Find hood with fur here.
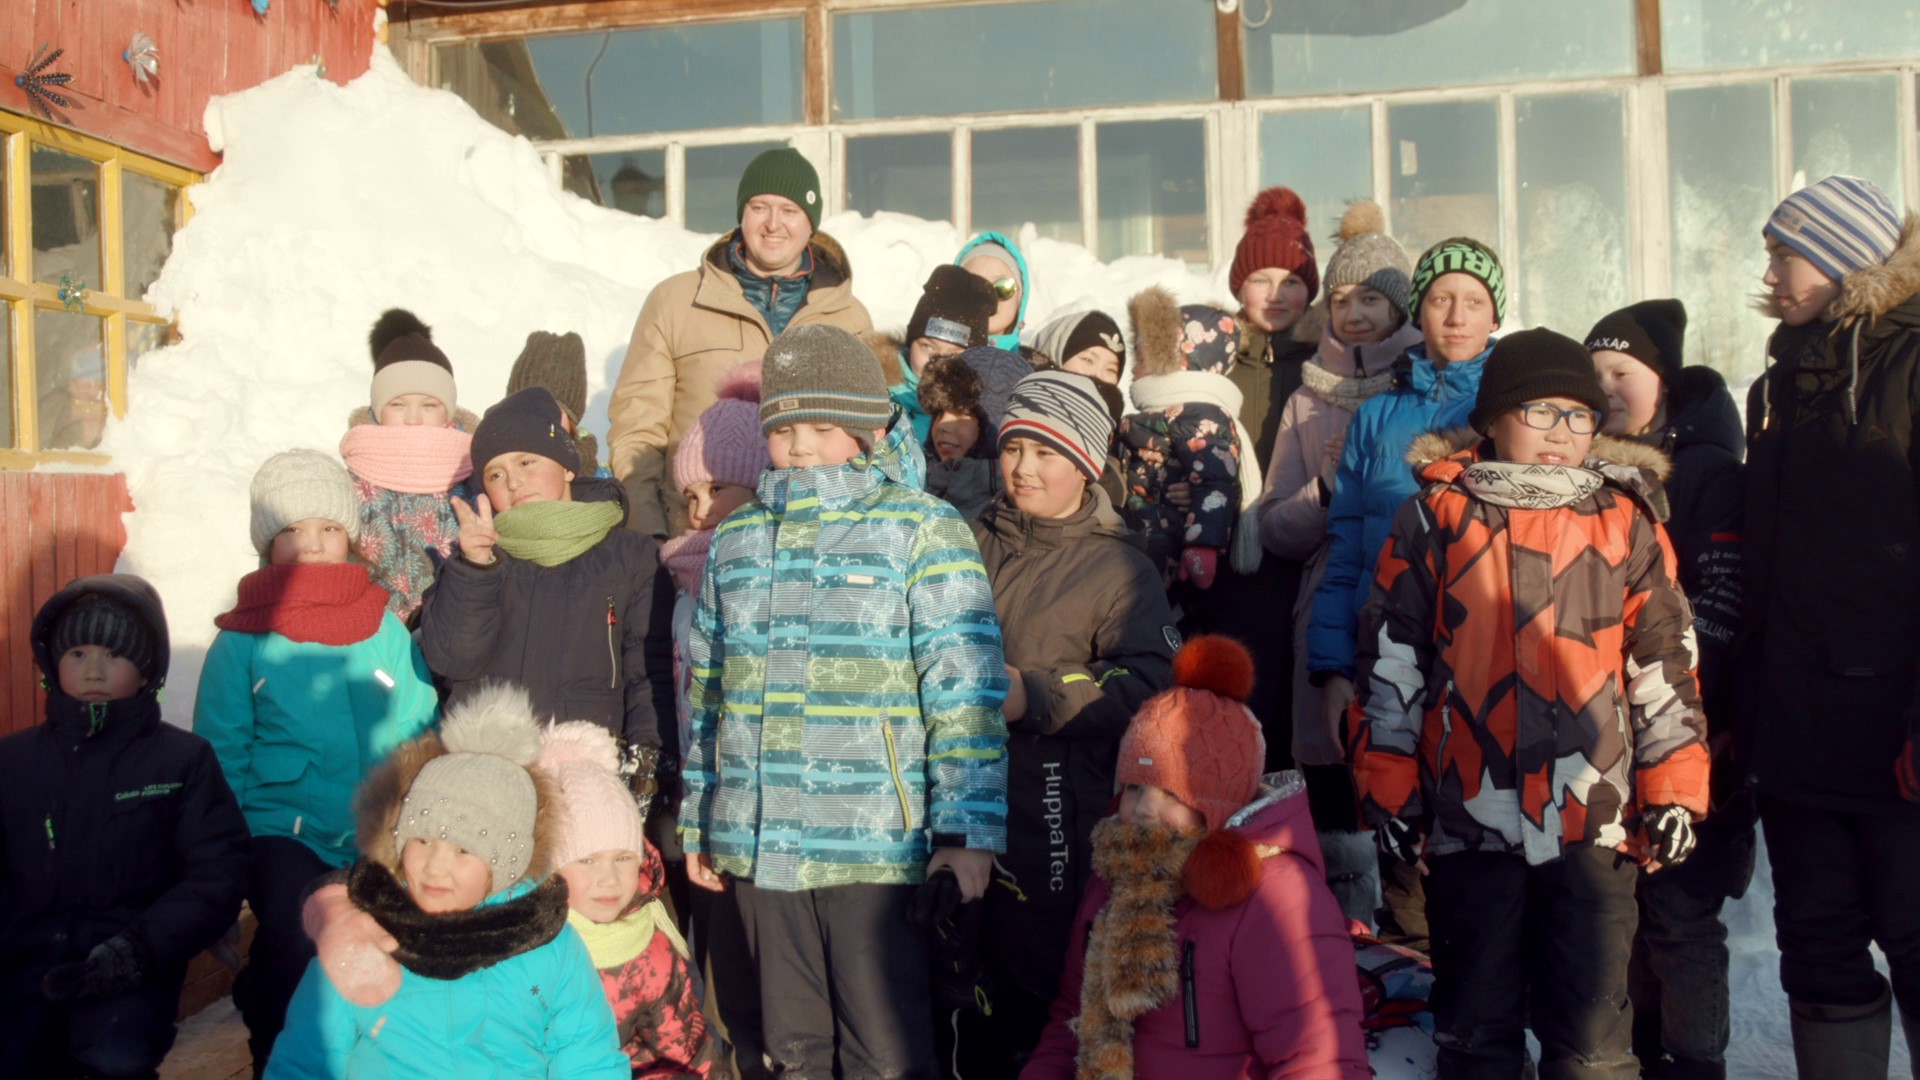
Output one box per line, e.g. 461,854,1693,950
1130,286,1240,378
1408,428,1672,521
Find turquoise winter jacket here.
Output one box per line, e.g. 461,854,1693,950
263,879,627,1080
194,614,438,866
956,231,1032,353
678,414,1009,891
1305,341,1493,680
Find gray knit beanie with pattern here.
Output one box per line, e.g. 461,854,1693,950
760,325,892,442
1322,201,1413,318
249,449,361,556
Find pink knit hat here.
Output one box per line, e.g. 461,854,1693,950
674,362,770,495
538,721,645,868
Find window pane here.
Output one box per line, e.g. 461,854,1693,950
846,134,953,223
686,142,786,235
128,320,171,374
1,310,13,449
970,127,1080,246
1791,75,1900,201
31,146,100,289
1247,0,1633,98
834,0,1214,121
35,308,107,451
123,173,180,300
1663,0,1920,72
435,19,802,140
1097,119,1208,269
561,150,667,219
1515,92,1629,336
1388,100,1499,265
1259,108,1374,278
1668,83,1775,382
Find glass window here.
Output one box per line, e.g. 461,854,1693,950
35,308,106,451
128,320,171,374
1,312,13,449
31,146,100,289
686,142,786,235
970,127,1080,245
123,172,179,300
561,150,668,219
1097,119,1208,269
1515,92,1630,336
1663,0,1920,72
846,134,953,223
435,18,802,140
1667,83,1775,382
833,0,1214,121
1246,0,1633,99
1259,107,1375,277
1388,100,1500,266
1790,75,1901,202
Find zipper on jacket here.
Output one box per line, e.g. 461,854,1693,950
1181,940,1199,1048
1436,680,1455,766
606,596,618,690
880,717,914,832
43,810,56,852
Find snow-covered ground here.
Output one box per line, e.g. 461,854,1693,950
99,32,1891,1080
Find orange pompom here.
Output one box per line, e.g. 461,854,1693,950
1243,186,1307,231
1183,829,1263,910
1171,635,1256,703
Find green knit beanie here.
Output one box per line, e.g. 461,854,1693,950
736,148,821,229
1408,237,1507,324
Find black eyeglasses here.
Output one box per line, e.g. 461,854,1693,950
1516,401,1602,435
988,276,1018,300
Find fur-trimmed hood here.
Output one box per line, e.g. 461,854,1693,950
1129,286,1240,378
863,329,908,388
1407,428,1673,521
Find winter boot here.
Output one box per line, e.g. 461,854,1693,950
1789,980,1892,1080
1318,829,1380,927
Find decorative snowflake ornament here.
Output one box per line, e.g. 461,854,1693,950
58,273,88,313
124,33,159,88
15,42,75,123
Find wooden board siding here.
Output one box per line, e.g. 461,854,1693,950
1,471,133,735
0,0,379,171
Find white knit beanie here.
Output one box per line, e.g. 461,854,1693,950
249,449,361,555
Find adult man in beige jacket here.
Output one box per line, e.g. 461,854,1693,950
608,148,874,536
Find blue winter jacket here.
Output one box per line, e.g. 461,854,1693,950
1305,341,1494,680
195,614,439,867
264,879,627,1079
956,231,1031,353
890,357,931,446
679,412,1009,891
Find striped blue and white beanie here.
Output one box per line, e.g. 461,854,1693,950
1766,175,1903,283
998,370,1115,481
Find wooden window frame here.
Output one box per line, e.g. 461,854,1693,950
0,113,197,470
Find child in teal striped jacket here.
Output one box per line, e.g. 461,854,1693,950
677,324,1010,1078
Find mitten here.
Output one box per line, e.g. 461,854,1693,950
1644,804,1698,867
1374,817,1422,868
42,934,147,1002
305,882,402,1007
1898,732,1920,803
1179,546,1219,590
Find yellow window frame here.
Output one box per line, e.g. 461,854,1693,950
0,111,200,469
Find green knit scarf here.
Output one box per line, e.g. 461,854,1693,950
493,500,622,567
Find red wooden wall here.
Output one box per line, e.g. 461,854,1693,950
2,472,134,735
0,0,378,170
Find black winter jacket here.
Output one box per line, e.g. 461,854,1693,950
1743,213,1920,815
419,477,668,750
970,488,1177,1001
0,575,249,996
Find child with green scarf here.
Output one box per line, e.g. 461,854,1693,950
419,387,670,809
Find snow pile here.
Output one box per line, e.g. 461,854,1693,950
108,47,1215,720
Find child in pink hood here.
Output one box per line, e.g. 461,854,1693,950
1023,636,1369,1079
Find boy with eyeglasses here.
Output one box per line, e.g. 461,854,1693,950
1349,327,1711,1078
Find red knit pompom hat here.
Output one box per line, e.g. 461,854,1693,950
1116,635,1266,833
1229,187,1319,302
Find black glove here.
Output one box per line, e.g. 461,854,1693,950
1644,804,1697,867
42,934,147,1003
907,866,964,930
1375,818,1422,867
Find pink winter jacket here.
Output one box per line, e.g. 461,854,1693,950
1021,774,1370,1080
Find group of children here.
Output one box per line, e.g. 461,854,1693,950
4,172,1914,1079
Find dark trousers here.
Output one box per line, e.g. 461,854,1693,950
1426,848,1640,1080
1628,798,1758,1075
722,878,935,1079
701,878,769,1080
1760,794,1920,1013
942,979,1053,1078
0,983,181,1079
234,836,330,1076
1179,554,1302,772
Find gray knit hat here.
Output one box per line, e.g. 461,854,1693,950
1322,201,1413,317
506,331,588,423
249,449,360,556
394,683,546,896
50,592,157,683
999,370,1115,481
760,325,892,441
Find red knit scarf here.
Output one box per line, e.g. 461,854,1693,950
215,563,390,646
